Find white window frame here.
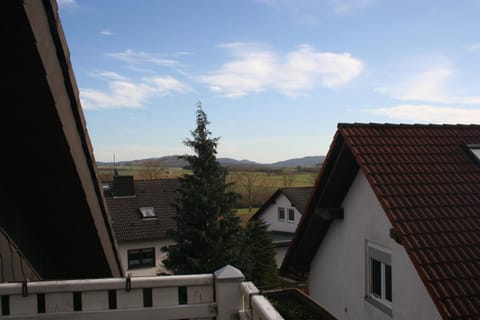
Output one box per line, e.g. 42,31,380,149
287,208,295,222
278,207,285,221
366,242,392,316
139,206,157,219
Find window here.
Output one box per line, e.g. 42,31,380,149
466,145,480,166
367,243,392,315
468,145,480,159
139,206,156,219
287,208,295,222
128,248,155,269
278,207,285,221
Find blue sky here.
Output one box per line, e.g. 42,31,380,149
58,0,480,163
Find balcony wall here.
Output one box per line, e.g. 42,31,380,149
0,265,283,320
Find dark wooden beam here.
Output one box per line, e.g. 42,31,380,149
389,227,402,245
314,208,344,220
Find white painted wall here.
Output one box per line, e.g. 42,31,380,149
308,171,441,320
260,193,302,233
118,239,174,277
274,246,288,268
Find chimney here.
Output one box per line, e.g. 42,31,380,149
112,175,135,198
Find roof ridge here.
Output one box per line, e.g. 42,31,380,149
337,122,480,128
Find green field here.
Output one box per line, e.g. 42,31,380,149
235,207,259,226
97,165,187,181
97,164,319,210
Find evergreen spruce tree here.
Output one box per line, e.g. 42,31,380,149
240,219,280,287
164,104,243,274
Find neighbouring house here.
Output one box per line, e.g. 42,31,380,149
1,0,123,281
281,123,480,320
105,176,180,276
250,187,313,267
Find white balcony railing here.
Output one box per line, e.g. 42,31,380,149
0,265,283,320
239,282,283,320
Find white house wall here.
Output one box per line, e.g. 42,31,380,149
118,239,174,277
309,171,441,320
260,193,302,233
274,246,288,268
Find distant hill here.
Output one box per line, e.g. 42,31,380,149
218,158,261,167
271,156,325,167
97,155,324,168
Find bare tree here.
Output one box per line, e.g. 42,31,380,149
282,174,296,187
236,172,264,212
140,159,164,180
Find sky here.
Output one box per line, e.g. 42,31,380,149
57,0,480,163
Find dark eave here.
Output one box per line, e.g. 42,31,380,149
280,133,358,278
2,0,122,279
313,208,344,221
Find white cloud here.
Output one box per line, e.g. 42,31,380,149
377,67,454,103
199,43,364,97
99,30,115,36
365,104,480,124
283,46,364,91
80,76,188,110
93,71,126,81
201,49,275,97
377,66,480,105
107,49,179,67
148,76,189,94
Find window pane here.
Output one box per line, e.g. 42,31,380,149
128,250,140,260
128,250,141,269
142,248,155,267
145,207,155,217
139,207,156,218
288,209,295,221
128,259,140,268
371,259,382,297
385,264,392,302
278,208,285,220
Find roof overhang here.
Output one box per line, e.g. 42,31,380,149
280,132,358,278
2,0,123,279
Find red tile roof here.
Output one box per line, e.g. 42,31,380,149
283,123,480,320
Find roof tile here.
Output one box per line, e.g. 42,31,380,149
105,178,180,242
338,124,480,319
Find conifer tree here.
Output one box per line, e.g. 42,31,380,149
164,104,242,274
240,219,280,287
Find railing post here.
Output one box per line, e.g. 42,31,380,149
214,265,245,320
